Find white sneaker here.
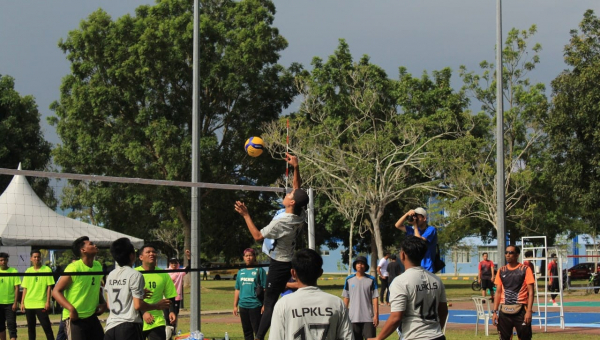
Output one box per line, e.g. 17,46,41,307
553,302,559,307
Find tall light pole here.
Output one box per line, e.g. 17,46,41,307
496,0,506,263
191,0,201,331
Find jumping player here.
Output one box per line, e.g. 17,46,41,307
235,154,309,340
52,237,106,340
21,249,55,340
369,236,448,340
136,245,177,340
269,249,353,340
104,238,171,340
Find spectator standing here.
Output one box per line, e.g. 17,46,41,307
233,248,266,340
52,237,106,340
394,207,438,272
386,254,403,302
492,246,535,340
0,252,20,340
234,154,309,340
548,254,560,306
368,236,448,340
377,252,390,306
478,252,495,301
165,250,191,335
342,255,379,340
21,249,55,340
136,245,178,340
269,249,353,340
104,238,171,340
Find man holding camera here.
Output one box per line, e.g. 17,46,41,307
394,207,437,273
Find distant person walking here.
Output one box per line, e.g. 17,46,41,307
548,254,560,306
21,249,55,340
342,256,379,340
233,248,266,340
394,207,438,272
377,252,390,306
492,245,535,340
478,252,495,301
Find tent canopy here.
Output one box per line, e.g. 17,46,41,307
0,166,144,248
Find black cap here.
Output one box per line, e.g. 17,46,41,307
352,256,369,272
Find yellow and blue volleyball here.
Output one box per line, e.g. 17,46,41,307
244,136,264,157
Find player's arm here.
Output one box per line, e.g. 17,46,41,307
45,284,52,310
234,201,264,242
492,280,503,325
20,287,27,312
478,263,482,283
134,297,171,314
12,283,19,311
393,212,412,232
491,262,495,279
52,276,78,320
438,301,448,330
234,289,240,316
372,297,379,327
343,297,349,309
96,287,107,315
286,153,302,189
525,283,534,324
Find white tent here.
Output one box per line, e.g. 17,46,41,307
0,166,144,248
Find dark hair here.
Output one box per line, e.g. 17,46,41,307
524,251,533,257
110,238,135,267
292,189,309,215
507,245,520,255
30,249,41,256
292,249,323,285
400,236,428,266
0,252,9,260
482,252,488,257
138,244,156,257
384,251,391,257
72,236,90,258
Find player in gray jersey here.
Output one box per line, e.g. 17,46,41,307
269,249,353,340
369,236,448,340
104,238,171,340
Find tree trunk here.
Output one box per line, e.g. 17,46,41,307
370,235,378,277
348,221,354,275
369,206,384,260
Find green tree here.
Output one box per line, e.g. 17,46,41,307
49,0,298,261
263,40,471,264
0,74,55,208
545,10,600,242
441,26,548,245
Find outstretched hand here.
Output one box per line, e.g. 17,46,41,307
235,201,249,217
285,153,298,168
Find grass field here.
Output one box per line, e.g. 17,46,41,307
16,276,600,339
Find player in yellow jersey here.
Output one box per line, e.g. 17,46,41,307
21,249,55,340
136,245,177,340
53,237,107,340
0,252,21,340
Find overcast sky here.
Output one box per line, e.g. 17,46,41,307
1,0,598,147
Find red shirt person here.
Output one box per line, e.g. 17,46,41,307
478,253,495,300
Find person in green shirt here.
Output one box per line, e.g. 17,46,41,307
0,252,20,340
136,245,177,340
52,237,107,340
21,249,55,340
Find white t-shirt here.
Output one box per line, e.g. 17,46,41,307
104,265,145,331
378,258,389,277
260,210,306,262
269,286,353,340
389,267,447,340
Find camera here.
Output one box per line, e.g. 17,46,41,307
407,214,415,222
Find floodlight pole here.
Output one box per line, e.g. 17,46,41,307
496,0,506,264
191,0,201,331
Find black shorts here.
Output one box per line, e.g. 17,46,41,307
105,322,143,340
497,307,531,340
67,315,104,340
481,279,494,290
143,326,166,340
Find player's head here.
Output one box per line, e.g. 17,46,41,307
0,252,8,269
243,248,257,265
524,250,533,258
30,249,42,266
284,189,309,215
168,257,180,269
482,252,488,260
505,245,520,264
383,251,390,258
291,248,323,286
110,238,136,267
400,236,427,267
73,236,97,258
352,256,369,274
550,253,557,262
138,244,157,266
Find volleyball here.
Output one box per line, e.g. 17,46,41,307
245,136,264,157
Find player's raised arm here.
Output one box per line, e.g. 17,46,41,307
286,153,302,189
